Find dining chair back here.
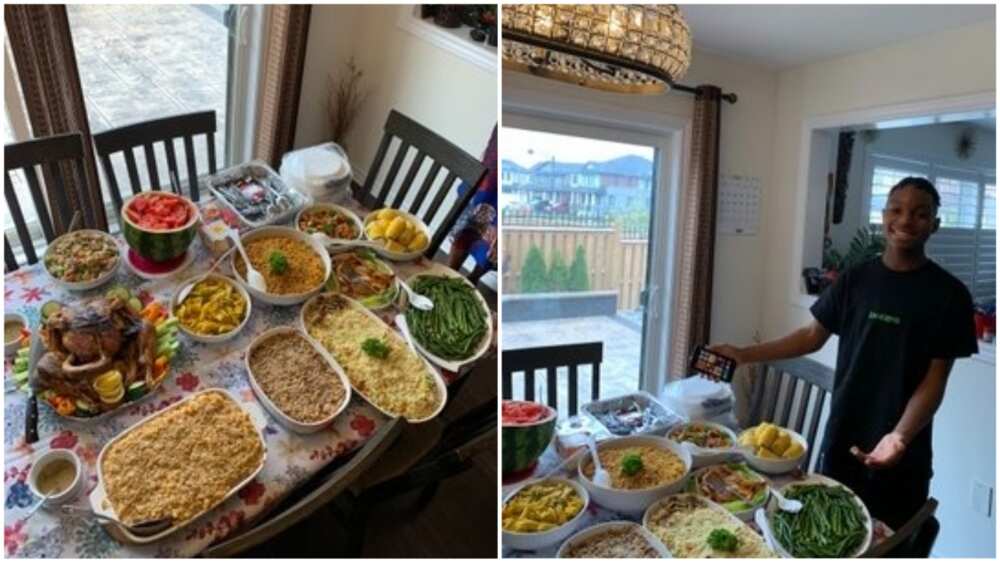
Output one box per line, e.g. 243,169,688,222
358,110,487,258
745,357,833,471
501,342,603,416
92,110,217,220
4,132,96,272
863,498,939,558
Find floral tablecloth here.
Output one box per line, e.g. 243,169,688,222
3,196,481,557
501,440,895,558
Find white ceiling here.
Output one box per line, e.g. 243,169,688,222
680,4,996,69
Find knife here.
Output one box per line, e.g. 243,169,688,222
24,333,41,444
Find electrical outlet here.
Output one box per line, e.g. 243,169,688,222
971,480,993,518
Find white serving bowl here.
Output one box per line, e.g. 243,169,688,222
578,435,692,516
757,473,873,558
42,229,121,291
4,312,28,356
665,421,740,469
401,266,494,372
556,520,672,558
362,208,432,261
294,202,363,241
230,226,332,306
170,273,252,344
28,448,85,506
245,326,352,433
738,426,809,475
502,477,590,552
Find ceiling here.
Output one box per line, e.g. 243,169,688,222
680,5,996,69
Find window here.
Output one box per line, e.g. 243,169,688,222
935,175,980,229
866,156,995,301
868,164,928,224
982,183,996,230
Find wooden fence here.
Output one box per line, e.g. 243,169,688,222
502,225,650,310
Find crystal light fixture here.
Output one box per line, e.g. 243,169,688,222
502,4,693,94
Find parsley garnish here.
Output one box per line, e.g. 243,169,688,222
621,452,644,476
268,251,288,275
361,338,390,359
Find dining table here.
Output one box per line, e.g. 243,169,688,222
3,187,493,558
500,412,895,559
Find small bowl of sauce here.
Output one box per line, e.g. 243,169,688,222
28,449,84,506
4,312,28,356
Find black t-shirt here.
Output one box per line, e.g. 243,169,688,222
810,257,978,483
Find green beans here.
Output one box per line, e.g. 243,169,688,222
771,484,867,558
405,276,488,361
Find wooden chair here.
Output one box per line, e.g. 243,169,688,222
502,342,603,416
4,132,97,272
745,357,834,471
200,418,402,557
357,110,487,258
864,498,939,558
92,110,217,220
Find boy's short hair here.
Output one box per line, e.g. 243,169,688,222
889,176,940,208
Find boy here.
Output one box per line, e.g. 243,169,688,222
710,177,977,528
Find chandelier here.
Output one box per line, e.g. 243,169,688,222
502,5,693,95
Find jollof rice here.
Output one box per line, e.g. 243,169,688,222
235,236,325,294
582,445,685,489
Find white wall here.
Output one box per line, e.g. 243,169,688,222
294,5,497,182
760,21,996,557
504,48,779,349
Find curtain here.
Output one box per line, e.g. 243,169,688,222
5,5,106,232
253,5,311,168
669,85,723,378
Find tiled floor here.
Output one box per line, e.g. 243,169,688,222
502,313,645,416
67,4,228,191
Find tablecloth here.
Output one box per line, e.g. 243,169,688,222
3,196,477,557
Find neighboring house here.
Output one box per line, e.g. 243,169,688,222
501,155,653,215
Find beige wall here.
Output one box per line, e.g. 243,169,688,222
504,48,779,348
762,21,996,340
294,5,497,181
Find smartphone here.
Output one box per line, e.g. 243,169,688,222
689,345,737,383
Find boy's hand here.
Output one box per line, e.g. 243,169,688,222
850,432,907,469
707,344,745,365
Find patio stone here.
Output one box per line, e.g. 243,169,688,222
503,314,645,418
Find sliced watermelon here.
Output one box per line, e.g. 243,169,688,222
502,400,556,473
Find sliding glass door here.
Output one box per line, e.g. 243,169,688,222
501,112,677,414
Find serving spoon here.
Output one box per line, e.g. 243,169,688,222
310,232,385,251
60,505,174,536
769,487,804,513
23,492,53,521
231,230,267,293
396,277,433,311
176,245,238,303
586,434,612,488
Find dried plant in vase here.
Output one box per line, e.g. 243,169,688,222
328,56,369,153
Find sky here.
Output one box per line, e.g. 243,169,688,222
502,126,654,168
